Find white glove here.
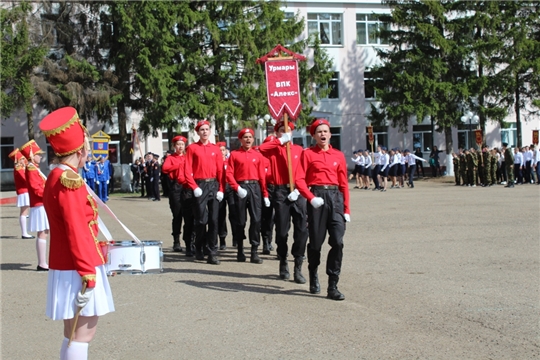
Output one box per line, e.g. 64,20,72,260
75,287,95,308
264,197,271,207
310,197,324,208
279,132,292,145
287,189,300,202
193,187,203,197
344,214,351,222
150,178,153,182
96,181,100,185
216,191,224,202
85,178,88,183
106,180,109,184
237,186,247,198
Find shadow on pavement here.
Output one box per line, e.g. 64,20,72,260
0,235,19,239
176,279,313,298
1,263,34,271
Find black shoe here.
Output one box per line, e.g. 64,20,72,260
152,198,161,201
207,255,220,265
262,249,271,255
309,270,320,294
237,253,246,262
173,243,182,252
195,249,205,261
21,235,34,239
36,265,49,272
219,238,226,250
279,259,290,280
250,253,263,264
219,244,226,250
327,275,345,301
294,257,306,284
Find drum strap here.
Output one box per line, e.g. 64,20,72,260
58,164,142,245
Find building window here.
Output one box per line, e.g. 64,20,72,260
308,13,342,45
318,72,339,99
366,126,387,150
501,123,517,148
364,71,375,99
412,125,433,152
1,137,14,170
109,141,119,165
356,14,389,45
330,127,341,150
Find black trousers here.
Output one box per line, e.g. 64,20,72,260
146,177,154,198
306,188,345,277
140,176,146,197
233,182,262,247
218,184,238,240
372,165,381,189
193,180,219,255
181,187,195,246
168,183,183,238
408,165,416,186
272,186,308,259
153,177,161,200
260,189,274,245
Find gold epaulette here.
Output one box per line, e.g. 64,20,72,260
60,170,84,190
26,163,37,171
15,164,25,171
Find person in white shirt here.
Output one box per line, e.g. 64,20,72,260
388,149,400,189
404,149,427,188
533,145,540,185
523,146,533,183
514,147,524,184
379,147,390,192
398,149,407,188
372,146,382,190
349,150,364,189
362,150,372,189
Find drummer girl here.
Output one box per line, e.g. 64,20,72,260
40,107,114,360
8,148,34,239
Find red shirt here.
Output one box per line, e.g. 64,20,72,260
13,165,28,195
184,141,224,192
226,147,268,197
295,145,350,214
44,165,105,288
259,138,303,185
25,162,46,207
262,156,273,185
161,153,185,185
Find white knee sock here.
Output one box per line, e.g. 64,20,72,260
36,238,48,268
60,337,68,360
19,216,30,237
65,341,88,360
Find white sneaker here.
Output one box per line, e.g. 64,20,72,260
472,185,476,187
501,181,507,185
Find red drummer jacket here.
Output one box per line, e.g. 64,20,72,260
44,165,105,288
13,164,29,195
25,162,46,207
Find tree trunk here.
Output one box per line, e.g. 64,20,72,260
118,99,129,164
445,126,453,176
26,109,34,141
515,75,522,148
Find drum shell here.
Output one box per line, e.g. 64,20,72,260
106,240,163,275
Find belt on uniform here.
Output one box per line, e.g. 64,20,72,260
195,178,216,183
238,180,259,184
310,185,338,190
268,184,289,189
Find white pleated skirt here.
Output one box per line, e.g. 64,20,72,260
17,193,30,207
29,205,49,232
46,265,115,320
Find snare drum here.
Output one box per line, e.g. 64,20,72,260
106,240,163,275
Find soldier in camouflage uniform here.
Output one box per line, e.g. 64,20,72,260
459,150,468,185
452,152,460,185
476,148,484,185
482,146,492,187
466,148,478,187
502,143,514,188
490,148,497,185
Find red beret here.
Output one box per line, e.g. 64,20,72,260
216,141,227,147
172,135,187,144
274,121,295,132
20,140,45,159
8,148,25,162
238,128,255,139
39,107,86,156
309,118,330,136
263,135,276,143
195,120,210,132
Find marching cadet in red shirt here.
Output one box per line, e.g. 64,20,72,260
20,139,49,271
184,120,224,264
226,128,270,264
40,107,114,360
217,141,239,249
8,148,34,239
258,139,275,255
259,121,308,284
295,119,350,301
161,135,188,252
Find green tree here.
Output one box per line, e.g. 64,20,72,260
1,2,47,140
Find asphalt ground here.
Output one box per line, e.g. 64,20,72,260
1,178,539,359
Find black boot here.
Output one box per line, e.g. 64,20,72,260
250,246,263,264
309,270,320,294
237,240,246,262
207,254,220,265
293,257,306,284
219,237,226,250
173,235,182,252
262,238,271,255
185,240,194,257
195,246,205,260
279,258,290,280
327,275,345,301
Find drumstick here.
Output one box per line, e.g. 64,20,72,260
68,282,87,347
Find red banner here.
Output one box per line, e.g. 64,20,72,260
367,126,374,144
265,59,302,120
533,130,539,145
474,129,483,145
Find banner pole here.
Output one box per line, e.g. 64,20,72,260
283,113,294,192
